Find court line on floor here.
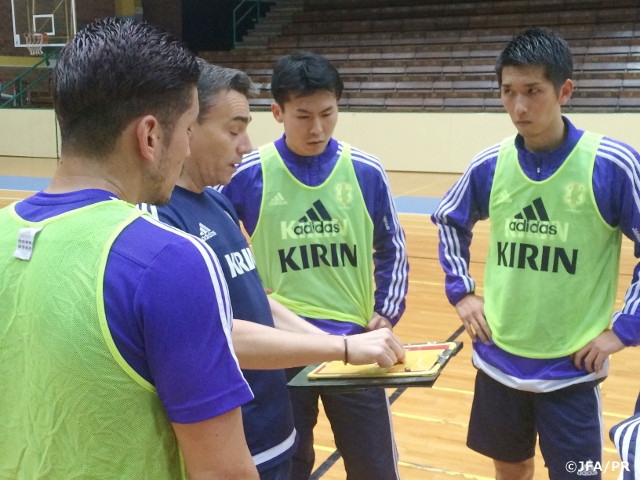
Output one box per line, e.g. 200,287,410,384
397,460,493,480
312,445,493,480
392,410,468,428
0,175,51,191
394,195,442,215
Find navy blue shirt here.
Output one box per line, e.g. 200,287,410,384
142,186,296,472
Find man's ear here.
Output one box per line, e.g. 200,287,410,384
558,78,574,106
271,102,284,123
136,115,162,163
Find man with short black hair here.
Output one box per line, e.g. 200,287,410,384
0,18,257,479
220,52,409,480
432,27,640,479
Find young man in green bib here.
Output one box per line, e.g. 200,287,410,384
219,52,409,479
432,27,640,479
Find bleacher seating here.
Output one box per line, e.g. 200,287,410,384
200,0,640,112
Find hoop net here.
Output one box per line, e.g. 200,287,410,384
24,32,47,56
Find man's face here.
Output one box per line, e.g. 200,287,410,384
500,65,572,151
150,87,199,205
189,89,252,187
271,90,338,157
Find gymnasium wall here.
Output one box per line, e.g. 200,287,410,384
2,109,640,173
0,109,58,158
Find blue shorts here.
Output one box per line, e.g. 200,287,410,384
467,370,604,480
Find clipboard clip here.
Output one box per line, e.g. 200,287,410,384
434,347,455,368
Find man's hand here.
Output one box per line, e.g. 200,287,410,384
455,294,492,344
572,330,625,373
366,312,393,331
347,328,406,368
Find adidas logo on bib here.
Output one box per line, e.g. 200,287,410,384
268,192,288,206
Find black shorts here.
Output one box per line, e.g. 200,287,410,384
467,370,604,479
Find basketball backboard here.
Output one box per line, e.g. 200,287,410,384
11,0,77,50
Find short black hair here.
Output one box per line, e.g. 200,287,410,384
196,59,258,122
496,27,573,91
270,52,343,108
53,17,199,157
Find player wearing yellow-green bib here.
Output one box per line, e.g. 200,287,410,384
485,131,622,359
251,142,375,328
0,18,258,480
432,28,640,480
220,53,409,480
0,202,185,479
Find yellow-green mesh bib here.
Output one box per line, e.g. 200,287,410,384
0,200,185,479
485,132,621,358
251,143,374,326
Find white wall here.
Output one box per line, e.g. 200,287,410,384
232,111,640,172
0,109,59,158
2,109,640,173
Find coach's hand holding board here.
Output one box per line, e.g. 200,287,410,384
231,319,406,370
308,342,461,380
344,328,407,368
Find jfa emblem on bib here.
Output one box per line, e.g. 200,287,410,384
335,183,353,205
564,182,586,209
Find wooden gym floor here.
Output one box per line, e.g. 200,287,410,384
0,159,637,479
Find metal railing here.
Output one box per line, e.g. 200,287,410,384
233,0,264,48
0,50,59,109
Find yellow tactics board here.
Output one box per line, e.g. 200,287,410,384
307,342,459,380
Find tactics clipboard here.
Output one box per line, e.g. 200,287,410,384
288,341,463,391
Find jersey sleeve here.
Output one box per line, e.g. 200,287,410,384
431,146,497,306
135,232,253,423
352,149,409,325
595,138,640,347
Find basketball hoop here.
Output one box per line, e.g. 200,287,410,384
24,32,47,56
